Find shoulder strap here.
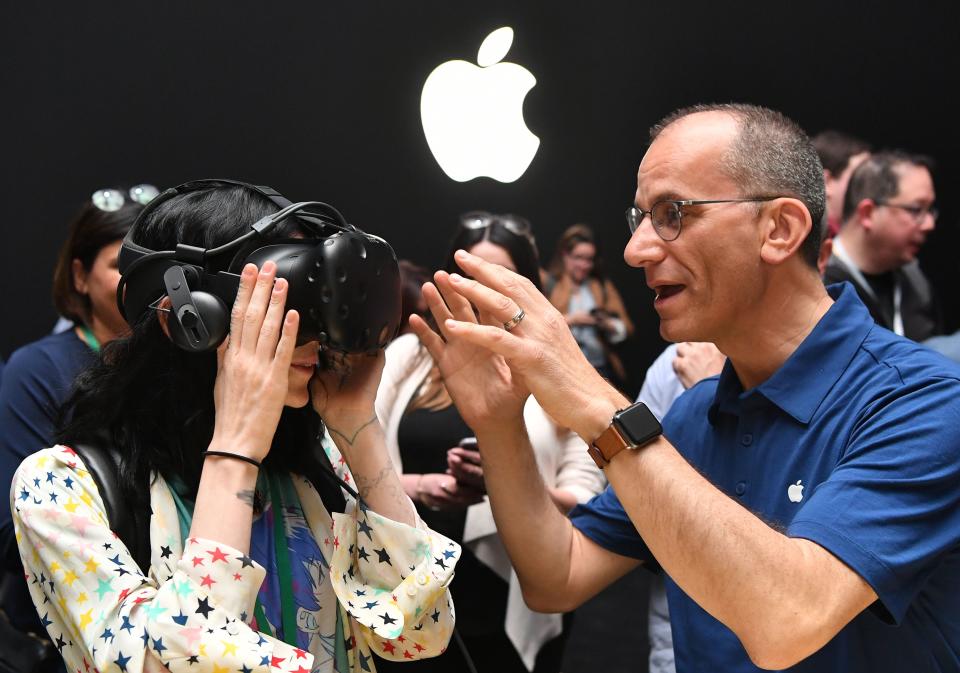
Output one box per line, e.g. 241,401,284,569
71,444,153,575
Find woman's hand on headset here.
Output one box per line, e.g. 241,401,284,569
309,350,385,430
210,261,299,462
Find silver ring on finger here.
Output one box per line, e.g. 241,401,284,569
502,307,526,332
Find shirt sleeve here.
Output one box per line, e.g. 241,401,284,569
11,447,314,673
787,376,960,624
328,498,459,665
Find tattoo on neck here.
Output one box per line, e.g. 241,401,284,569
328,415,378,446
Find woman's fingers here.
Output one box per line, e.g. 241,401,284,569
239,261,277,353
272,310,300,371
256,277,288,359
228,264,258,351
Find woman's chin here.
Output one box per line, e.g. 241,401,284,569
284,388,310,409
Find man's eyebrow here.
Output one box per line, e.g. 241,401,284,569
635,190,684,207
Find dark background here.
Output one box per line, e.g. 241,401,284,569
0,2,955,671
2,1,958,392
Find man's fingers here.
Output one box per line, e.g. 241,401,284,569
442,318,528,360
435,271,477,324
421,282,456,339
446,272,522,326
240,262,277,352
408,314,446,359
453,249,539,307
229,264,258,351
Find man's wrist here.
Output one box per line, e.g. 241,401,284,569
577,388,631,445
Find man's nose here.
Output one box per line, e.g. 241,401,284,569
623,214,666,268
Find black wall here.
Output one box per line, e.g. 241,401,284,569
3,1,957,390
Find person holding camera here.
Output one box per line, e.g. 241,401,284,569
9,181,458,673
545,224,633,387
375,213,605,673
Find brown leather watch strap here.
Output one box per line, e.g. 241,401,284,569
588,423,630,469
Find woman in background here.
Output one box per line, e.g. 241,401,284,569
376,212,605,673
545,224,634,387
0,187,152,658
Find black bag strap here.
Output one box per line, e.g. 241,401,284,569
72,444,153,574
71,441,355,575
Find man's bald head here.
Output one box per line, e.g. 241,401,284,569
650,104,826,267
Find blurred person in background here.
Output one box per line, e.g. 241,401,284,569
397,259,431,336
376,212,605,673
0,185,154,672
545,224,634,388
824,151,941,340
812,130,872,237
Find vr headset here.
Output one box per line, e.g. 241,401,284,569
116,179,401,354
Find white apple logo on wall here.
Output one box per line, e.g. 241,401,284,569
420,26,540,183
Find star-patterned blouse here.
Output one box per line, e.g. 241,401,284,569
10,444,460,673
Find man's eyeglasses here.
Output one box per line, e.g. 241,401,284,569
625,196,783,241
92,184,160,212
460,210,535,242
875,201,938,223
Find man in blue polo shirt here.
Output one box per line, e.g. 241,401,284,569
410,103,960,672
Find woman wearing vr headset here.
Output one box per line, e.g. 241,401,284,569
375,213,605,673
9,182,458,673
0,188,149,666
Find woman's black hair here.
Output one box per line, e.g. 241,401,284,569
56,183,320,507
441,212,543,291
52,197,143,325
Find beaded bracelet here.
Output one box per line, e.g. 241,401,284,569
201,450,262,469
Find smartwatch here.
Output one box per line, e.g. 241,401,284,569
588,401,662,468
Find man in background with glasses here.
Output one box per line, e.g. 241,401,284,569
824,152,941,341
411,103,960,672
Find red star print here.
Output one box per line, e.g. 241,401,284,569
67,461,77,469
134,596,148,605
118,588,131,602
403,650,414,659
324,538,329,546
392,595,398,603
344,473,351,483
200,574,215,588
291,666,310,673
62,447,77,456
382,641,396,654
83,658,90,672
233,573,242,581
333,537,340,549
397,635,405,643
191,556,205,567
293,648,308,660
209,547,229,562
270,656,285,668
414,643,425,652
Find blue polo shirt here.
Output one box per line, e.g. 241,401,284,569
570,283,960,672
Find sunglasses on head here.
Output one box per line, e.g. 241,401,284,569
92,184,160,212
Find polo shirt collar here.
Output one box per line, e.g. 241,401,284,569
709,282,873,424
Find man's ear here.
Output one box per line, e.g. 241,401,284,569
856,199,877,231
156,296,173,339
72,258,88,294
759,198,812,266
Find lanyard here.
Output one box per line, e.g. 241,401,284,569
78,325,101,352
832,239,904,336
253,471,299,646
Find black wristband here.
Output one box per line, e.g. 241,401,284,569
201,450,262,469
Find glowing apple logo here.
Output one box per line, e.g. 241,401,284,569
787,480,804,503
420,27,540,183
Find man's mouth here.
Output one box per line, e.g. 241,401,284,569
654,284,684,302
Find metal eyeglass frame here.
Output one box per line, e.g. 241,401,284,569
626,196,783,241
